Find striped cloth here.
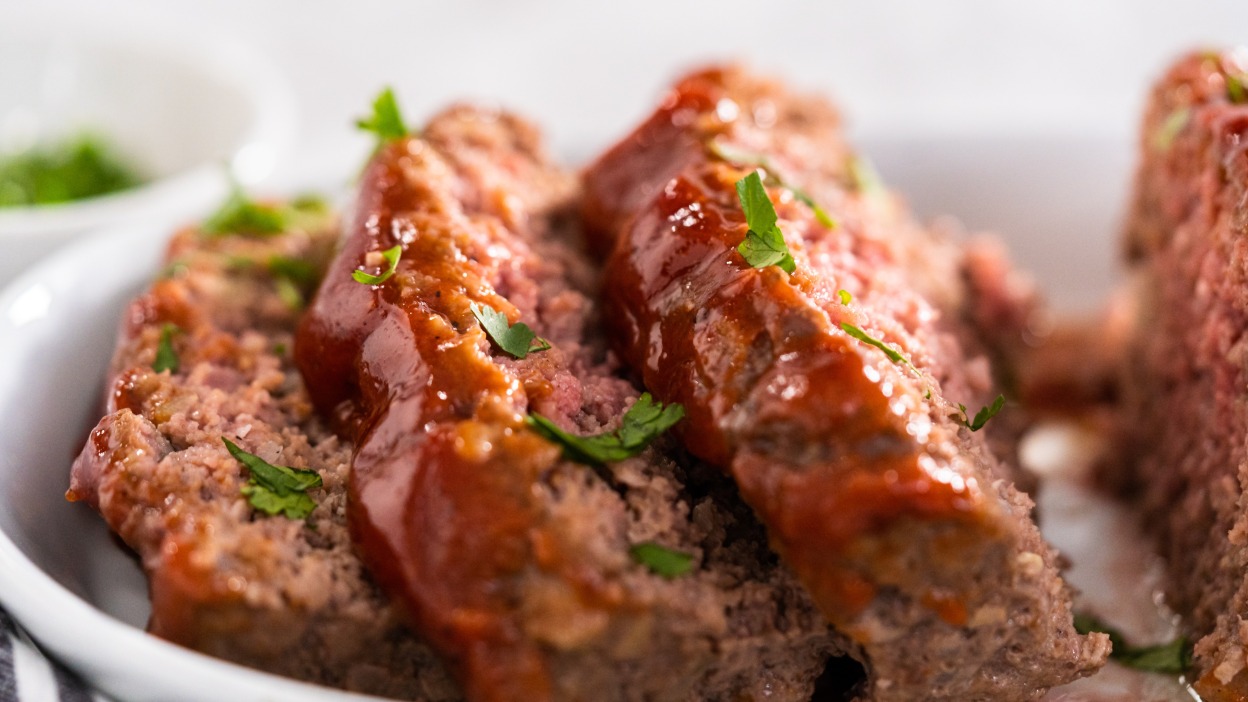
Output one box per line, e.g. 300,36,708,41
0,609,98,702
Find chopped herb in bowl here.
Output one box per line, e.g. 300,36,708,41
0,134,144,207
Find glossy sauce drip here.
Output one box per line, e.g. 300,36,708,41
587,72,990,633
297,140,562,701
603,162,983,625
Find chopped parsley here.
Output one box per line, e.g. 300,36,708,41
1229,72,1247,104
954,395,1006,432
1074,613,1192,674
351,244,402,285
0,133,143,207
838,289,853,305
289,193,330,213
527,393,684,465
630,542,694,579
846,154,884,195
356,87,409,143
735,171,796,274
202,183,287,237
267,255,317,286
839,322,910,367
268,255,318,310
708,139,835,228
222,437,322,520
1153,107,1191,151
152,323,181,374
203,184,334,238
273,276,304,310
470,302,550,359
788,186,836,229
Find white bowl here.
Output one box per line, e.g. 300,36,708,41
0,135,1177,701
0,25,296,286
0,219,390,702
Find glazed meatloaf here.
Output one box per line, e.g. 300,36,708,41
295,105,857,701
1115,49,1248,701
582,66,1109,701
65,200,460,699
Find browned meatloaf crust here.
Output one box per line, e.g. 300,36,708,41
65,206,460,700
582,66,1108,701
295,105,854,701
1115,49,1248,701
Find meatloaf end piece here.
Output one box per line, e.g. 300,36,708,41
66,203,460,700
583,66,1109,701
1115,48,1248,701
296,106,855,702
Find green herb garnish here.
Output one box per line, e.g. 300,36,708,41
351,244,402,285
1073,613,1192,674
470,302,550,359
954,394,1005,432
846,154,884,195
735,172,796,274
268,255,318,309
273,276,304,310
0,134,143,207
840,322,910,366
1229,73,1247,104
1153,107,1191,151
356,87,409,143
630,542,694,579
152,323,181,374
202,184,286,237
290,193,330,213
838,289,853,305
267,255,317,286
527,393,684,465
223,437,322,520
708,140,835,228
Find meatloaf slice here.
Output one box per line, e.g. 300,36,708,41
1115,48,1248,701
296,105,854,702
66,201,460,700
582,66,1109,701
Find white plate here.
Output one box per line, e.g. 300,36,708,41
0,220,388,702
0,135,1185,702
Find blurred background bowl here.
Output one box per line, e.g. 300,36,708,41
0,22,296,284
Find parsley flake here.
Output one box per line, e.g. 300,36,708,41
1073,613,1192,674
352,244,402,285
954,395,1005,432
290,193,330,213
840,322,910,367
0,133,143,207
152,323,181,374
630,542,694,579
223,437,322,520
1229,72,1248,104
846,155,884,196
470,302,550,359
527,393,684,465
269,255,318,309
1152,107,1191,152
202,183,286,237
708,140,835,228
736,172,796,274
356,87,409,143
838,289,853,305
267,255,317,286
